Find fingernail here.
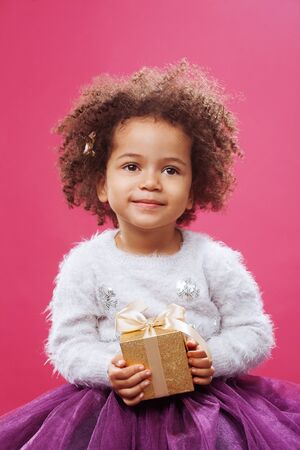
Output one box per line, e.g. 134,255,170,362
145,370,151,376
117,360,124,366
143,380,150,387
138,365,144,370
140,392,144,398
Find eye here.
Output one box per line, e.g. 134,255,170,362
163,166,179,175
123,163,139,172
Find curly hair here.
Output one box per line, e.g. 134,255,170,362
53,58,242,227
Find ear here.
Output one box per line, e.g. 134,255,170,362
96,176,108,203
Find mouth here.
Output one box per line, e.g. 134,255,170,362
132,199,165,206
132,199,165,208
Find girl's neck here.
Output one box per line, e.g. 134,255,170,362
114,225,183,256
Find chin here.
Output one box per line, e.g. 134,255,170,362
126,220,178,231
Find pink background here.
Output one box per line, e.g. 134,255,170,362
1,0,299,415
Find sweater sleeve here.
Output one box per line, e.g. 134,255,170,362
45,244,120,387
203,240,275,378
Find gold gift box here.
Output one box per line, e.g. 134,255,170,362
120,327,194,400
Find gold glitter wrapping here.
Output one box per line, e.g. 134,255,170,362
120,328,194,400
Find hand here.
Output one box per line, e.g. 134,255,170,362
186,339,214,385
108,353,152,406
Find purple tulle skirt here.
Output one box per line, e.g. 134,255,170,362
0,375,300,450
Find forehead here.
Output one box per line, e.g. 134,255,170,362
111,116,192,154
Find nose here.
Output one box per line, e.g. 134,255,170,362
139,169,162,191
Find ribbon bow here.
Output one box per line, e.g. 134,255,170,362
115,300,210,358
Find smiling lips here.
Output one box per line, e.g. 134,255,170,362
132,199,165,207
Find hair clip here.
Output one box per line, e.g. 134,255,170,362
83,131,97,156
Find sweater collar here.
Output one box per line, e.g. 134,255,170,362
102,227,192,263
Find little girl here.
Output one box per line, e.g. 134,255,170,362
1,59,300,449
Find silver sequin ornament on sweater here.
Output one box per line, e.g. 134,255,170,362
176,278,200,301
97,285,118,318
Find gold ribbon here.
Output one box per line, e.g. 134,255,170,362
116,300,211,357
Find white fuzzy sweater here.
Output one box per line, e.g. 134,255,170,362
46,228,275,387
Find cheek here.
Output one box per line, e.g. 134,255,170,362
106,176,131,202
106,172,124,190
169,178,191,197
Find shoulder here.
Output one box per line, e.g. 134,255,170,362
55,229,115,279
183,229,242,261
184,230,247,277
199,234,258,290
203,235,244,265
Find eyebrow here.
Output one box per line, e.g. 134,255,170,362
116,153,187,166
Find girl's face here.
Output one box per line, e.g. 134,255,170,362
97,116,193,232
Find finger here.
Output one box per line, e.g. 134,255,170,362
112,364,146,381
113,369,152,390
187,349,208,359
111,353,126,366
188,357,213,368
122,392,145,407
186,340,197,348
115,360,126,368
108,364,129,384
118,378,151,399
193,376,213,385
191,367,215,377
